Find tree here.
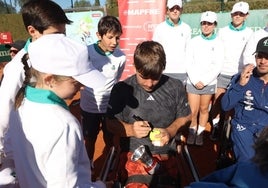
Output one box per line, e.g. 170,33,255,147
0,0,16,14
106,0,117,8
74,0,91,7
94,0,100,6
12,0,28,8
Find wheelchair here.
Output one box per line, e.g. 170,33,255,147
215,115,236,170
98,134,200,188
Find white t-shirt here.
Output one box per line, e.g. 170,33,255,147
80,44,126,113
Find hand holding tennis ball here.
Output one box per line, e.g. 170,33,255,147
149,128,161,146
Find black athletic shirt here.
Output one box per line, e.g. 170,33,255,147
106,74,191,154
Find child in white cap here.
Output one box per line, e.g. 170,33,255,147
209,1,253,140
153,0,191,85
6,34,106,188
0,0,73,166
186,11,224,146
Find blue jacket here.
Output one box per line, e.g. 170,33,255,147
221,69,268,131
188,161,268,188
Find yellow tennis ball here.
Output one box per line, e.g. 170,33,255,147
149,129,161,141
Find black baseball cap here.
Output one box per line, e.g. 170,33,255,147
5,40,26,51
254,37,268,54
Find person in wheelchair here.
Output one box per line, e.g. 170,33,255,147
105,40,191,187
221,36,268,162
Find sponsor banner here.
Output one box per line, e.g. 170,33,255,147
0,32,12,62
118,0,166,80
66,11,104,46
0,32,12,44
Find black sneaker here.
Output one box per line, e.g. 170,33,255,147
195,132,204,146
210,124,219,141
187,130,196,145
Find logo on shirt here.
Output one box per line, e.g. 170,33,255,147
236,124,246,132
146,95,155,101
244,90,254,111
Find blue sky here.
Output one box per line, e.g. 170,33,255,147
55,0,73,9
9,0,106,11
54,0,106,9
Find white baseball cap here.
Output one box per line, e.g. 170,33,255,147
200,11,217,23
28,34,106,88
231,1,249,14
167,0,182,9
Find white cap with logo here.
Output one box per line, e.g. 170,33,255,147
28,34,106,88
200,11,217,23
167,0,182,9
231,1,249,14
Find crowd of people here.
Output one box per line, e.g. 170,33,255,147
0,0,268,187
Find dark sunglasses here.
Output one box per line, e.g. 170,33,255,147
10,50,19,54
255,53,268,60
201,21,214,26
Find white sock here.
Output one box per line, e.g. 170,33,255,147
212,118,220,127
197,125,206,135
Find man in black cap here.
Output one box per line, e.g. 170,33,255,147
221,36,268,162
5,40,26,59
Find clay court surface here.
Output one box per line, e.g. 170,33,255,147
68,94,221,187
